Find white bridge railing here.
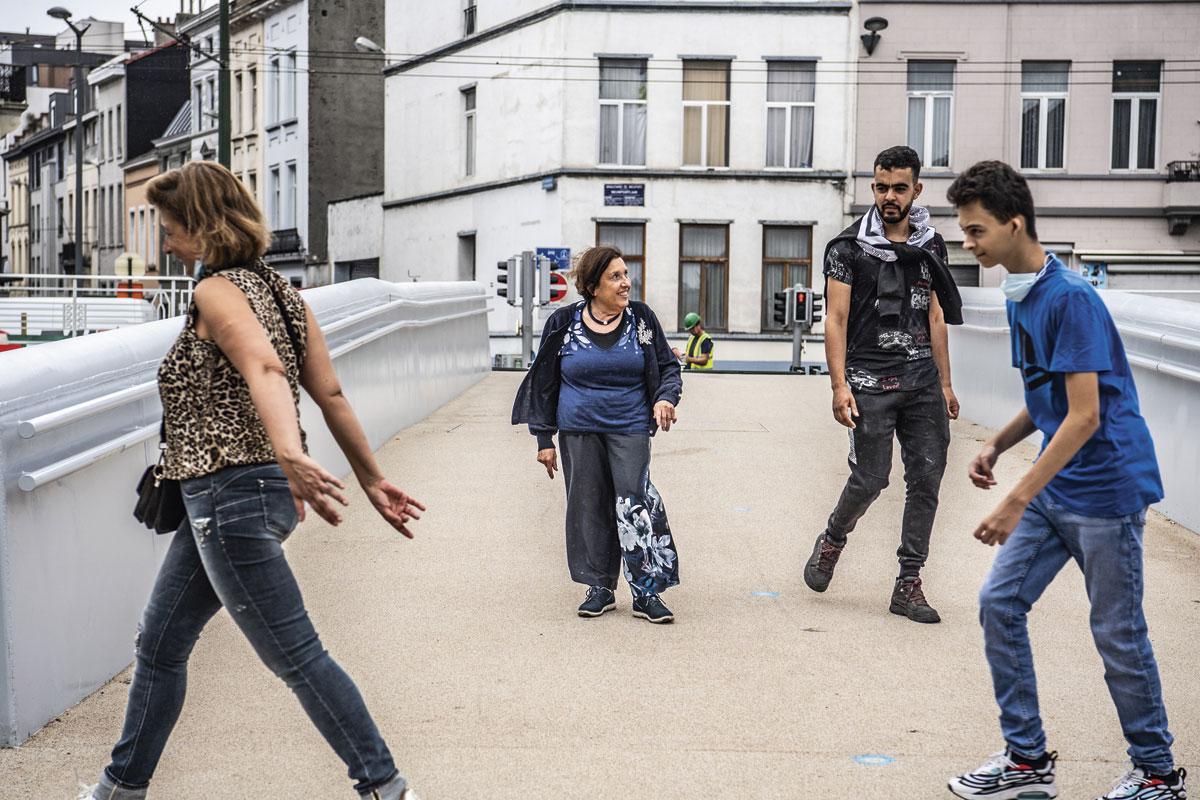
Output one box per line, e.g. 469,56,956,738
0,274,196,336
950,287,1200,534
0,279,490,746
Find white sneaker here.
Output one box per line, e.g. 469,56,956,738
75,785,98,800
1094,765,1187,799
948,749,1058,799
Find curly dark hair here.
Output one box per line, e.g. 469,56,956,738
946,160,1039,240
873,145,922,182
572,245,624,301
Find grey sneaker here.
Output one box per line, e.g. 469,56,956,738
360,775,420,800
577,585,616,617
80,778,146,799
890,576,941,624
803,532,844,592
631,593,674,623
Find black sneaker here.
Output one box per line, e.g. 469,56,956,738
803,531,844,593
1094,765,1187,799
948,749,1059,799
577,586,615,617
631,593,674,624
890,576,941,624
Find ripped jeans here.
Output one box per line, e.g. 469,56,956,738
98,463,403,799
824,380,950,578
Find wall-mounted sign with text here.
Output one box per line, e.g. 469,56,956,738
536,247,572,273
603,183,645,206
1080,262,1108,289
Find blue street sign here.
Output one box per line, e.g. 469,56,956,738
536,247,571,272
1081,262,1108,289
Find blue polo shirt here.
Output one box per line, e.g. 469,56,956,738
1007,254,1163,517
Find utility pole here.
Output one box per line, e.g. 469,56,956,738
129,3,228,165
218,0,231,167
521,250,535,365
47,8,89,275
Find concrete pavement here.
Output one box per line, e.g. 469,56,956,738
4,372,1197,799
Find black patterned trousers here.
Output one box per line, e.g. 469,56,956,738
559,432,680,596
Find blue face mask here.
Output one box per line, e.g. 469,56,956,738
1001,272,1040,302
193,262,205,281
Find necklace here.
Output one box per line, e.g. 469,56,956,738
587,302,622,326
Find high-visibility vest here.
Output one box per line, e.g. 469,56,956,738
684,331,714,370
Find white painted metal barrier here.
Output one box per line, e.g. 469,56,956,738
0,279,489,746
950,287,1200,533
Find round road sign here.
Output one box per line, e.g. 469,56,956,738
550,271,568,303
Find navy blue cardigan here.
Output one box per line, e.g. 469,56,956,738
511,300,683,450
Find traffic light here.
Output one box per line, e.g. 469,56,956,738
772,290,789,327
536,255,552,306
496,257,520,306
810,290,824,326
794,290,809,328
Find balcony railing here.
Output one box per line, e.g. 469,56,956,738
266,227,303,257
1167,161,1200,183
463,4,477,36
0,65,28,104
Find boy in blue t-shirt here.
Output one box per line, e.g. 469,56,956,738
944,161,1185,800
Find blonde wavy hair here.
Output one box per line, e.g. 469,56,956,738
146,161,271,270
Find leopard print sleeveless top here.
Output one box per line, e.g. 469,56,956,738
157,263,308,480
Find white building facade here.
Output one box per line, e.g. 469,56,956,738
180,8,220,163
382,1,855,334
261,0,308,286
89,56,127,275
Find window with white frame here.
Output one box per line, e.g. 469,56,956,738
598,58,647,166
206,78,216,129
462,86,476,177
682,60,730,168
235,73,243,133
765,61,816,169
116,105,122,158
284,161,297,227
464,0,477,36
249,67,258,128
1020,61,1068,170
906,60,954,169
269,166,281,228
1111,60,1160,171
268,56,280,125
193,83,203,133
285,51,297,119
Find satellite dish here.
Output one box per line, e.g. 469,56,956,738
114,251,146,276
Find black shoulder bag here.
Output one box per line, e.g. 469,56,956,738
133,268,304,535
133,420,186,534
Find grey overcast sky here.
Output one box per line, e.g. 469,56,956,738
4,0,198,40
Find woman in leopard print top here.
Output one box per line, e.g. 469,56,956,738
85,162,424,800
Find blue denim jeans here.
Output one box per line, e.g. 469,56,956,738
99,463,405,799
979,492,1174,772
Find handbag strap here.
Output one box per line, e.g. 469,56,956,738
250,264,305,371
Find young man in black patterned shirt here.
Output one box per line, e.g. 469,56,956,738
804,145,963,623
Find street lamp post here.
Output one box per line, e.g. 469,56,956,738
47,6,89,275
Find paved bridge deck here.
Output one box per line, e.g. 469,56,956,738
5,372,1197,799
